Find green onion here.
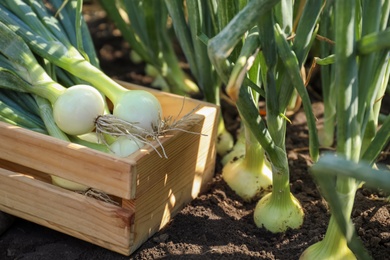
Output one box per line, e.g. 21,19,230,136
99,0,199,96
309,152,390,260
211,0,322,232
300,0,390,258
0,20,105,136
220,27,272,201
221,0,321,233
34,94,95,191
0,0,163,188
222,125,273,201
0,0,163,135
164,0,239,156
0,90,45,131
49,0,100,67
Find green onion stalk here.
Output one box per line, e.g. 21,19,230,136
252,0,321,233
209,0,321,232
309,153,390,260
36,0,112,118
49,0,101,68
99,0,199,96
317,0,336,147
165,0,244,156
221,27,272,201
205,0,277,157
0,0,163,137
300,0,390,259
46,0,103,88
0,89,46,134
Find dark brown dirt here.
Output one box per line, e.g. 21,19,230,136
0,6,389,260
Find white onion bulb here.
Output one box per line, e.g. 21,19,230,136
113,90,162,133
109,136,143,157
53,84,105,135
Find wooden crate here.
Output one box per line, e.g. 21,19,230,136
0,81,219,256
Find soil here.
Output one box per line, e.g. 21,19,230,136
1,6,389,260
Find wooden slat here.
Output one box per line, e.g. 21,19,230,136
0,122,135,199
0,167,134,254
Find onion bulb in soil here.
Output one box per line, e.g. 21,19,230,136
253,192,304,233
222,156,272,202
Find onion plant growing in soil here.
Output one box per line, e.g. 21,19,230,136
99,0,199,96
300,0,390,259
208,0,322,232
164,0,244,157
218,27,273,202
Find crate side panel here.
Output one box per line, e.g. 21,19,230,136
0,167,134,252
129,104,219,253
192,106,220,193
0,122,134,199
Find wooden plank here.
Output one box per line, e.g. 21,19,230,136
0,122,135,199
0,167,134,252
128,104,219,254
